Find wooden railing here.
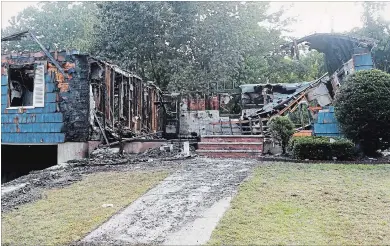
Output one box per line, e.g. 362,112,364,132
209,118,264,135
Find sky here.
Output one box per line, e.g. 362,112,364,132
1,1,39,28
1,1,390,38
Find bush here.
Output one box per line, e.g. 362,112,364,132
268,116,295,154
288,136,328,152
289,136,356,161
334,69,390,156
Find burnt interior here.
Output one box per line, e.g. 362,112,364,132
8,64,35,107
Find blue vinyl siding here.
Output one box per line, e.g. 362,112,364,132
314,106,343,137
1,75,8,85
1,95,7,105
1,85,7,95
1,113,63,124
353,53,374,71
1,133,65,143
1,72,65,143
2,103,58,113
45,82,56,92
1,123,63,133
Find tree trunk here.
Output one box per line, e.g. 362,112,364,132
282,143,286,154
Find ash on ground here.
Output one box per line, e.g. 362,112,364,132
68,142,196,166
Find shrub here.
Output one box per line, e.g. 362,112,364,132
289,136,356,161
288,136,328,152
334,69,390,156
268,116,295,154
331,139,357,160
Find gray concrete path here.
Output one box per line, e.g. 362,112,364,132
81,158,256,245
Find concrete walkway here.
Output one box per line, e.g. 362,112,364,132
81,158,256,245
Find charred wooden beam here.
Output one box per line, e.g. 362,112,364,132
103,131,163,147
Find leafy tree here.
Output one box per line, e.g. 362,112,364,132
260,51,325,84
92,2,324,91
288,103,312,127
298,50,326,80
1,2,97,53
91,2,183,89
268,116,296,154
334,69,390,156
349,2,390,73
187,2,286,90
2,1,327,91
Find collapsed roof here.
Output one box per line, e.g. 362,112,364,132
243,73,330,119
240,82,312,111
2,30,67,76
282,33,377,74
254,82,313,116
240,82,312,94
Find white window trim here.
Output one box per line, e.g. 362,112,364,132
6,64,46,109
33,64,45,107
6,106,36,109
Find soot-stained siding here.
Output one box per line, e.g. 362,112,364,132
58,55,90,141
1,49,165,144
1,53,66,144
1,51,91,144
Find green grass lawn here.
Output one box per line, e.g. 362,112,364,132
2,170,168,245
208,163,390,245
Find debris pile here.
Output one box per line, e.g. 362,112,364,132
68,142,196,166
88,148,129,165
137,143,194,159
1,168,84,212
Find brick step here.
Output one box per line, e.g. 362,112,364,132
196,150,262,159
198,142,263,151
201,135,264,143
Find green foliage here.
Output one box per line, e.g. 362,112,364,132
298,50,326,80
287,104,312,127
334,69,390,156
91,2,189,89
288,136,328,152
1,2,97,53
1,2,327,91
289,136,356,161
349,2,390,73
268,116,295,154
241,51,325,85
92,2,326,90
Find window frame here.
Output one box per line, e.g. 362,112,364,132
6,63,45,109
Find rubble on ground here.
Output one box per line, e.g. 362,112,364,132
67,142,196,166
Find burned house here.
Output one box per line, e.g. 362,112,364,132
162,92,236,138
240,82,314,116
1,31,164,180
239,33,376,137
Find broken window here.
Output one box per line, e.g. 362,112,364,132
8,64,45,108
